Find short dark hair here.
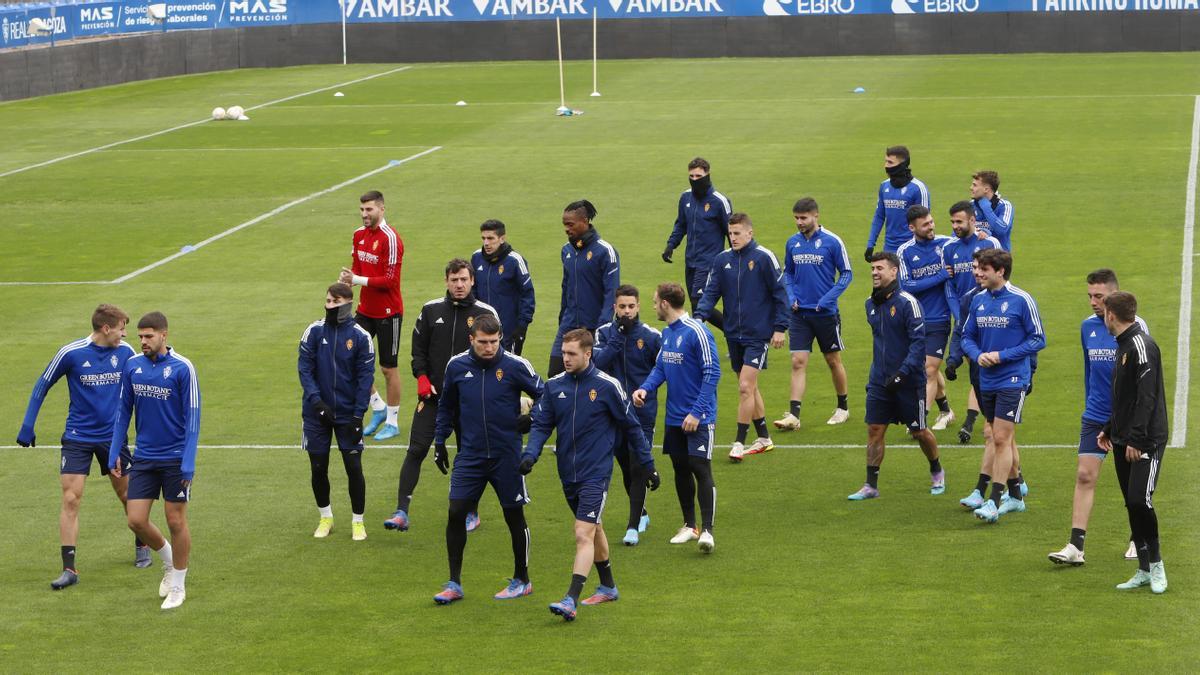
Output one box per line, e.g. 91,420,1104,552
885,145,910,161
91,304,129,330
656,283,686,310
480,219,506,236
327,282,353,301
906,205,931,224
1087,268,1119,287
562,328,594,351
445,258,472,278
949,200,974,217
470,314,501,336
360,190,384,205
1104,291,1137,323
564,199,597,221
688,157,710,172
869,251,900,269
973,171,1000,192
615,284,639,300
792,197,819,214
137,311,168,332
975,248,1013,280
728,212,753,228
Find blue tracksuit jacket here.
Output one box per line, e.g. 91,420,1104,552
869,177,930,253
594,319,661,433
1082,314,1149,424
472,245,535,337
20,337,136,445
108,348,201,480
558,227,619,335
897,235,953,324
665,185,732,272
695,240,789,342
297,316,375,424
961,282,1047,391
865,286,927,389
638,315,720,426
434,348,544,459
973,194,1015,252
783,226,853,315
523,363,654,484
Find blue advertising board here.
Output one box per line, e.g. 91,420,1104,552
2,0,1197,51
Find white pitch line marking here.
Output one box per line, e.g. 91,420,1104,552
0,66,412,180
0,443,1077,451
109,147,441,285
1169,95,1198,449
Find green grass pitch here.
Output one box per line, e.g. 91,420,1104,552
1,53,1199,671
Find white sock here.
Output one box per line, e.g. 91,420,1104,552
386,406,400,426
352,513,364,524
370,392,386,411
155,542,174,569
318,505,333,519
172,567,187,589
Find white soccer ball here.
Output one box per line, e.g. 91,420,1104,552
211,107,226,121
226,105,244,120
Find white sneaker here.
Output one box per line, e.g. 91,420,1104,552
773,412,801,431
697,530,715,553
158,566,173,598
161,585,186,609
1150,561,1167,594
728,442,745,463
669,526,699,544
1048,543,1086,566
745,437,774,456
826,408,850,425
931,410,956,430
1125,541,1138,560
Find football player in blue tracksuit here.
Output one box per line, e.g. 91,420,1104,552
695,213,789,462
634,283,721,553
866,145,931,257
593,284,662,546
777,197,853,433
472,219,535,354
897,205,956,431
1048,269,1144,566
662,156,732,331
108,312,201,610
550,199,619,378
298,283,375,541
18,304,145,589
521,329,660,621
431,315,544,605
848,253,943,501
942,201,1000,445
970,170,1015,252
961,249,1046,523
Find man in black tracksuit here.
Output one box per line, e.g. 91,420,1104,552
1098,291,1169,594
383,259,499,533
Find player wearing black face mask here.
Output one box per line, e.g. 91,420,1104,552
866,145,931,259
663,157,732,332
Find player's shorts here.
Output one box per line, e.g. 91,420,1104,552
788,311,844,354
354,313,402,369
662,424,714,460
865,384,927,431
979,387,1026,424
613,423,655,461
61,439,131,476
563,479,609,524
127,459,190,503
728,339,769,372
301,419,364,455
924,321,951,360
968,361,981,400
449,453,529,508
1078,417,1108,458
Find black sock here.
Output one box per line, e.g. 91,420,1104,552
735,423,749,444
595,559,615,588
1070,528,1086,551
135,536,144,548
963,409,978,430
752,417,769,439
671,452,696,528
929,457,942,474
837,394,848,411
568,573,587,602
866,465,880,489
936,396,950,413
690,456,716,532
61,545,76,572
342,451,366,515
1006,478,1023,501
989,482,1005,506
790,400,801,417
975,473,991,495
1135,541,1150,572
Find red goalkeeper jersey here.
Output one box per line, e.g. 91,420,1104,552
351,219,404,318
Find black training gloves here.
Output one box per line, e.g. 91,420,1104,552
864,247,874,263
314,401,335,428
885,373,905,392
519,457,535,475
517,414,532,435
616,315,636,334
646,468,661,491
945,363,958,381
434,443,449,475
661,248,673,264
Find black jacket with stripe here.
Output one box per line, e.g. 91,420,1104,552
1105,323,1168,450
411,293,499,388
